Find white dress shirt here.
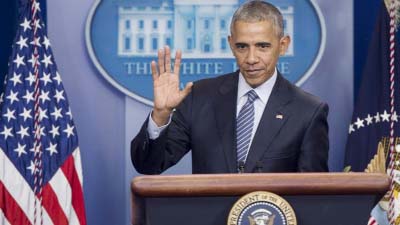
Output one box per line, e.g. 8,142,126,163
236,69,277,160
147,68,278,141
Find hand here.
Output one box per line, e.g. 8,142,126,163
151,46,193,126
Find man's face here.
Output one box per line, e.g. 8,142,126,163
229,20,290,88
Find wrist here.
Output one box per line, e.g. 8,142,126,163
152,108,172,126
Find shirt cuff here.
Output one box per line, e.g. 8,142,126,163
147,111,172,139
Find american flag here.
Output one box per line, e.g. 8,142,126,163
0,1,86,225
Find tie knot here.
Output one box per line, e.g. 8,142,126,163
247,90,258,104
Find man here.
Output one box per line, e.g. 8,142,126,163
131,0,329,174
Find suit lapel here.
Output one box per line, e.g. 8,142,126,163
245,74,293,172
214,72,239,173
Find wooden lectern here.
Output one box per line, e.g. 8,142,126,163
131,173,389,225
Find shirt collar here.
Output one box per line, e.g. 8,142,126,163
237,68,278,105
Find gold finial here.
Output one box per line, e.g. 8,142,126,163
384,0,400,30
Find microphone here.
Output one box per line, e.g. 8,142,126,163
255,161,263,173
238,161,245,173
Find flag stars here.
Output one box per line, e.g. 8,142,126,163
63,124,75,138
29,146,40,155
22,90,34,104
33,1,41,12
46,142,58,156
19,107,32,121
20,18,31,32
27,161,36,175
381,110,390,122
348,124,355,134
41,54,52,68
40,73,52,86
39,90,50,104
0,125,13,140
350,110,400,135
25,72,36,86
53,72,62,85
374,112,381,123
13,54,25,68
10,72,22,86
38,107,48,121
6,90,19,104
54,90,65,103
354,117,365,129
14,143,27,157
38,126,46,137
28,54,40,67
16,36,28,50
51,107,63,120
16,125,29,139
365,114,373,125
30,36,41,47
3,108,16,122
49,125,60,138
66,108,73,119
391,111,398,122
33,18,42,30
42,36,51,49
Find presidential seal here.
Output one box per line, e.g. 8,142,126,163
227,191,297,225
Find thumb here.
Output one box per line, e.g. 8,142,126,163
180,82,193,98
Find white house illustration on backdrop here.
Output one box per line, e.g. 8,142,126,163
117,0,294,58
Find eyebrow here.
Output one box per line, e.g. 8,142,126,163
234,42,272,47
255,42,271,47
234,42,248,47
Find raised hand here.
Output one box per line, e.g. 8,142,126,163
151,46,193,126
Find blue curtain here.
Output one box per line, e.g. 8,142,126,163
0,0,46,95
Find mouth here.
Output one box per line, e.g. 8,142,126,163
245,69,263,75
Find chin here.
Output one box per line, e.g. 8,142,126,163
246,79,263,88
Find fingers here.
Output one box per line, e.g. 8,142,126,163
165,46,171,73
154,46,181,80
151,61,158,81
174,49,182,76
158,48,165,74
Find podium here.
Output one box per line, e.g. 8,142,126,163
131,173,389,225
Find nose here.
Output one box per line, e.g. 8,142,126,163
246,47,259,65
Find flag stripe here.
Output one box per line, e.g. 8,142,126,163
72,148,83,186
49,157,80,225
0,181,32,225
61,152,86,225
0,149,34,224
0,149,54,225
367,216,378,225
41,184,68,225
0,209,12,225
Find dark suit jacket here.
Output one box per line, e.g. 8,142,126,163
131,71,329,174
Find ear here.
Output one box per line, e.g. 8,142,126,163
279,35,291,56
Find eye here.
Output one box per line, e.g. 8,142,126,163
257,43,271,49
235,43,247,49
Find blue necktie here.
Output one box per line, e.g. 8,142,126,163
236,90,258,164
